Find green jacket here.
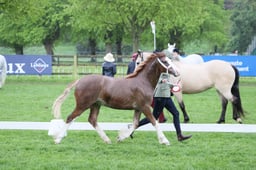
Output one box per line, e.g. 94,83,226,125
153,73,173,98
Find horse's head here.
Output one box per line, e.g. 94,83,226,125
155,52,180,77
135,51,179,77
127,52,179,80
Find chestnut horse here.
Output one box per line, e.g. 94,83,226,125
135,54,245,124
49,52,179,145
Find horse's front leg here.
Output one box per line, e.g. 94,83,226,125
117,110,141,141
142,106,170,145
88,104,111,144
173,91,190,123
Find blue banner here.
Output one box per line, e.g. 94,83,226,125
203,55,256,77
4,55,52,75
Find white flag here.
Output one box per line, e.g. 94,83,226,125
150,21,155,35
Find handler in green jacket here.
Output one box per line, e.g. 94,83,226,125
133,72,192,141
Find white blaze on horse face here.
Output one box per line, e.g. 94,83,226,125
166,57,180,77
157,57,179,77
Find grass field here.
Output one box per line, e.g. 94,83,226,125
0,76,255,169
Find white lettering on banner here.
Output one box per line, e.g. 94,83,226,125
30,58,49,73
228,60,249,72
237,67,249,71
229,60,243,66
7,63,26,74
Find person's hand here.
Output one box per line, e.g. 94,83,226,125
162,79,167,83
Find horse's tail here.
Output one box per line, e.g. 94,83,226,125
231,65,245,118
52,79,79,119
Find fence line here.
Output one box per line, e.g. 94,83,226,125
52,54,131,76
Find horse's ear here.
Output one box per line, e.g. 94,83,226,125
173,43,176,47
168,43,170,47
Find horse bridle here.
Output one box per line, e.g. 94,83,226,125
157,57,179,76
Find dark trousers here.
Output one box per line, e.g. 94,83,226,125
138,97,181,135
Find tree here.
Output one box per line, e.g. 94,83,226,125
0,0,69,55
66,0,162,53
0,0,230,55
106,0,161,52
0,0,46,54
154,0,228,52
229,0,256,53
64,0,103,54
34,0,70,55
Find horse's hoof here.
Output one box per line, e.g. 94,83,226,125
184,119,190,123
117,136,125,142
160,140,170,146
236,118,242,124
105,140,112,144
54,137,62,144
118,124,134,141
159,137,170,146
216,120,225,124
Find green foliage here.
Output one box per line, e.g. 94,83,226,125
0,0,70,53
228,0,256,52
0,0,46,46
0,0,254,54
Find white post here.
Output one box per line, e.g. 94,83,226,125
150,21,156,50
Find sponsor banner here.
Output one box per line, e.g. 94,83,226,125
4,55,52,75
203,55,256,77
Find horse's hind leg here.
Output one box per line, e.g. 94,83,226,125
174,92,190,123
231,97,243,124
88,103,111,144
179,101,190,123
216,91,228,124
54,107,86,144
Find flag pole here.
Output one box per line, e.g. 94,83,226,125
150,21,156,51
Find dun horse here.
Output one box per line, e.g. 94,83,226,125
136,54,245,124
49,53,179,145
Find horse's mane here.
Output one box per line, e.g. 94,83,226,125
125,52,166,79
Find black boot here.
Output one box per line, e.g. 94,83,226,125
130,131,134,139
177,134,192,141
